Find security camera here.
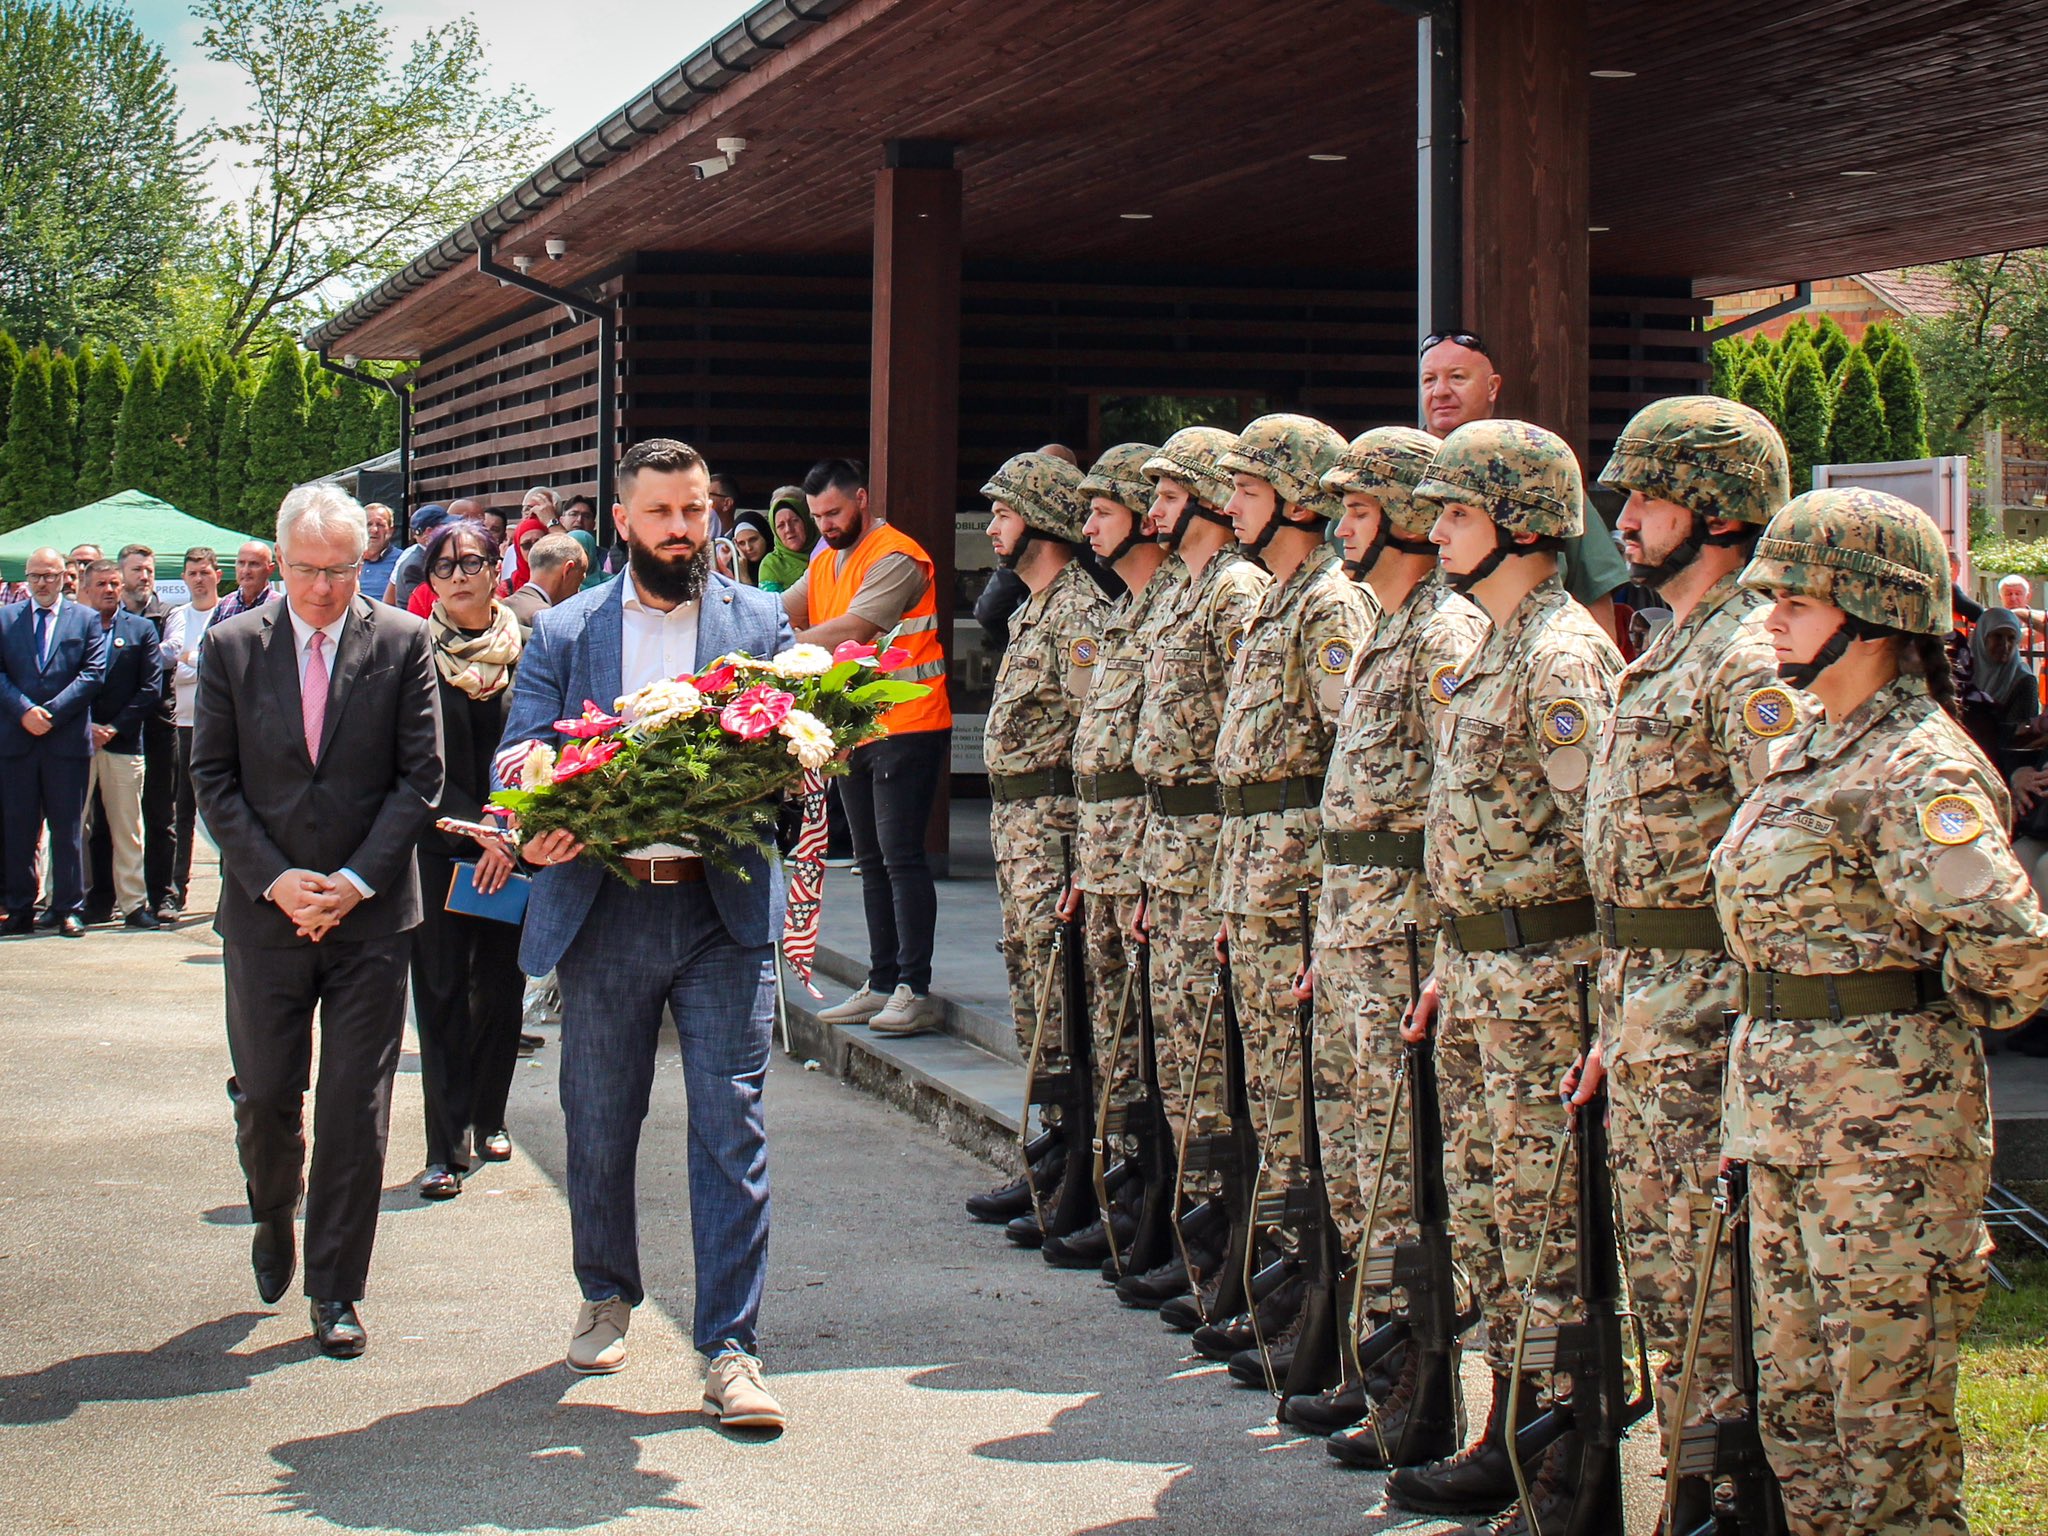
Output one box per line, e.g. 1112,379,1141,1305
691,157,730,181
716,136,748,158
544,237,568,259
513,254,536,273
342,354,358,368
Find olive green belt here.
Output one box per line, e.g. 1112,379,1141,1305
1447,898,1598,953
1145,780,1222,817
1075,769,1145,803
1597,902,1725,953
1744,968,1947,1021
1323,829,1424,869
1219,775,1325,817
987,767,1075,804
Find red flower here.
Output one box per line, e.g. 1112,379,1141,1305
719,683,795,741
832,640,878,663
877,646,914,672
694,662,737,694
553,738,623,781
554,699,623,738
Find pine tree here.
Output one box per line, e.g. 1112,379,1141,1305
75,346,129,502
1746,332,1779,375
2,349,73,529
156,349,215,515
1710,337,1747,399
1875,337,1930,461
1826,350,1891,466
1777,316,1816,359
304,378,342,474
241,346,309,522
214,374,254,530
1811,316,1852,378
111,343,165,493
0,331,20,460
1734,355,1786,434
46,349,80,501
1860,319,1899,370
1779,338,1832,497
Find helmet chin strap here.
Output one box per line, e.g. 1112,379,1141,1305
997,526,1036,570
1444,525,1516,593
1342,518,1434,580
1163,498,1233,551
1101,510,1146,566
1777,612,1887,688
1633,511,1752,591
1247,500,1323,556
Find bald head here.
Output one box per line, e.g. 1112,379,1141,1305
1036,443,1079,467
25,547,65,601
233,539,275,600
447,497,485,524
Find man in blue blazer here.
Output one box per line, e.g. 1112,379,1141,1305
0,548,108,936
78,558,166,928
497,438,794,1429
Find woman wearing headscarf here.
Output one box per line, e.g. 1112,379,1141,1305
411,519,529,1199
567,528,607,590
504,515,548,594
730,509,774,587
757,486,817,593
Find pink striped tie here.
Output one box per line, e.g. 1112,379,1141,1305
303,630,330,763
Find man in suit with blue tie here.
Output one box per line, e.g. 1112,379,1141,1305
497,438,795,1429
79,558,166,929
1,548,108,937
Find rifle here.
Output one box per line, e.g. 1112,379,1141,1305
1501,961,1653,1536
1021,837,1099,1241
1344,920,1477,1462
1173,937,1259,1321
1100,891,1177,1277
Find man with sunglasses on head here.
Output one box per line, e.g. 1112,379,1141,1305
1419,333,1631,643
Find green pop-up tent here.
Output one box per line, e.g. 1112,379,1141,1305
0,491,255,580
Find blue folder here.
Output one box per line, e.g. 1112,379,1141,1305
446,861,532,925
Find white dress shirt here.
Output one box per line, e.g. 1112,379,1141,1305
29,595,63,666
269,602,372,900
163,600,219,726
620,570,702,858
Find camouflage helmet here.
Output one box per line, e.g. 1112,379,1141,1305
1217,413,1348,521
980,451,1088,543
1319,427,1445,539
1142,426,1237,512
1598,395,1791,526
1738,487,1952,636
1412,419,1585,538
1079,442,1159,520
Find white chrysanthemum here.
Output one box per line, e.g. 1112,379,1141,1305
519,743,558,790
770,643,835,676
617,678,704,725
778,708,836,770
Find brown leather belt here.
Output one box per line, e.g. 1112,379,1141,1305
622,853,706,885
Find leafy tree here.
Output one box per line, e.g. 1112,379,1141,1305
214,374,254,529
241,344,310,520
46,348,79,496
1826,350,1890,466
111,345,167,493
193,0,549,353
0,0,202,347
1734,355,1784,433
75,346,129,502
1779,338,1832,496
1901,252,2048,452
1875,337,1930,461
304,379,342,474
1810,316,1852,378
157,349,217,515
0,330,19,453
2,349,72,527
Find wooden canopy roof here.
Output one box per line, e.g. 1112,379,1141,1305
315,0,2048,360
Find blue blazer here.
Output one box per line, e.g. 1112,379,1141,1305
0,599,108,759
88,608,165,755
498,571,796,976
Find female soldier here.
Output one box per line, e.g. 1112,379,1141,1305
1712,486,2048,1536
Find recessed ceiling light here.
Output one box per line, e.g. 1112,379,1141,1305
1588,225,1611,233
1121,212,1152,220
1841,168,1879,176
1590,69,1636,79
1308,153,1348,162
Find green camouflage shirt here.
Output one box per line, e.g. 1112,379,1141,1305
983,559,1111,778
1072,558,1182,895
1213,541,1379,915
1713,676,2048,1164
1318,575,1488,949
1131,548,1270,896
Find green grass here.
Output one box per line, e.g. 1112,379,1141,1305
1962,1187,2048,1535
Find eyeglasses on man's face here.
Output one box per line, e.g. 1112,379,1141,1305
284,559,362,583
429,553,492,579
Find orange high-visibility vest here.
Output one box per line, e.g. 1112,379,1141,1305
809,522,953,735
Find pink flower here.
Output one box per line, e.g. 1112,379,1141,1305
876,646,914,673
694,662,738,694
552,738,623,781
554,699,623,738
832,640,878,663
719,683,795,741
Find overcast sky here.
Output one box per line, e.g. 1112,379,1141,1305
126,0,753,203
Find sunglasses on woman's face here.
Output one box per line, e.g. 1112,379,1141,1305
429,553,491,579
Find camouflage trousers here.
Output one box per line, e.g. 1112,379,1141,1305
1437,949,1584,1374
1750,1155,1991,1536
1609,1050,1739,1437
992,802,1071,1092
1083,890,1143,1112
1224,911,1302,1171
1315,942,1412,1255
1146,885,1232,1190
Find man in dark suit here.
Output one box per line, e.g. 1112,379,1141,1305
78,559,165,929
0,547,108,937
497,438,793,1429
192,483,443,1359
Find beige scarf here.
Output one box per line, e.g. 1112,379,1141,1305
429,600,524,700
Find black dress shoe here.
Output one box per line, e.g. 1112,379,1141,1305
311,1299,367,1359
252,1216,296,1305
518,1032,544,1055
476,1130,512,1162
34,910,60,931
125,906,161,930
58,914,87,938
419,1165,463,1200
0,913,32,936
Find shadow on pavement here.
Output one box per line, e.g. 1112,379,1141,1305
264,1365,703,1531
0,1312,311,1425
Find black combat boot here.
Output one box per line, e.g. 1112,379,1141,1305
965,1128,1062,1222
1327,1337,1463,1469
1191,1263,1303,1362
1477,1433,1578,1535
1282,1371,1372,1434
1114,1199,1227,1296
1225,1300,1306,1387
1651,1473,1715,1536
1041,1209,1138,1269
1159,1263,1223,1331
1385,1370,1543,1516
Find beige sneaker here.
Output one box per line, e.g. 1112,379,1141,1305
869,984,943,1038
816,984,888,1025
567,1297,631,1374
703,1345,786,1429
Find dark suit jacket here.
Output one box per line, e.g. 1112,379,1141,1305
192,595,444,948
87,608,165,755
0,598,108,758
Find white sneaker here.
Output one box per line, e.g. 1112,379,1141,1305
869,984,943,1037
817,985,889,1025
567,1296,631,1374
703,1344,786,1428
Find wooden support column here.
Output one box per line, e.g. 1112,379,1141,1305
870,139,961,869
1461,0,1590,458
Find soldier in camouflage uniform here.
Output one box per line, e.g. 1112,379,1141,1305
1041,441,1169,1270
976,451,1113,1244
1567,396,1796,1527
1285,427,1489,1446
1391,420,1622,1527
1122,427,1272,1314
1193,413,1376,1366
1712,488,2048,1536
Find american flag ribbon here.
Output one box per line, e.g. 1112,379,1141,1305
780,768,829,998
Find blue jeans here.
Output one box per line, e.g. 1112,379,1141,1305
555,876,773,1356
